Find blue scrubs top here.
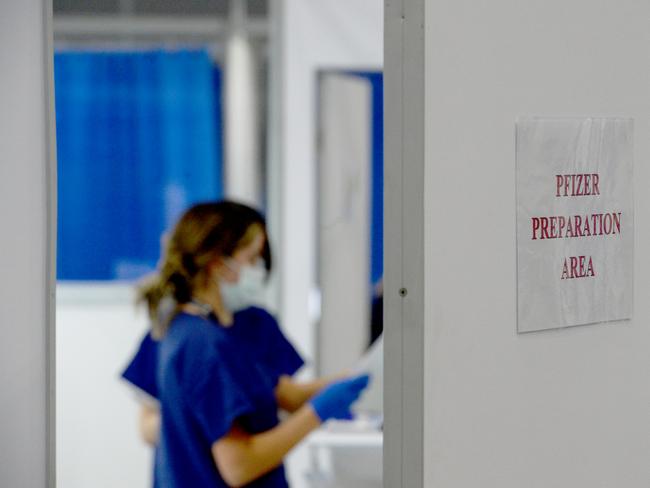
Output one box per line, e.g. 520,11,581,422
120,307,304,488
122,332,159,400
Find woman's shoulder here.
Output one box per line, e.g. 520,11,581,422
233,306,304,380
233,307,295,348
235,306,279,329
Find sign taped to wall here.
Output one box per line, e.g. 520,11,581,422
516,118,633,333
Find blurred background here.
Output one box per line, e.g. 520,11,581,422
53,1,383,487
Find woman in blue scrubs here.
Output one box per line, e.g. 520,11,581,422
123,201,369,487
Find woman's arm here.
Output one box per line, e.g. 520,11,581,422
274,373,349,412
138,403,160,446
214,374,369,487
213,404,320,487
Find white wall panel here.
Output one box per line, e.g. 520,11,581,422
0,1,56,486
317,74,371,376
420,1,650,486
56,286,152,488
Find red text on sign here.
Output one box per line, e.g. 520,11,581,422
531,212,621,240
556,174,600,197
561,256,595,280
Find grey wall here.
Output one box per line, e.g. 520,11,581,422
420,1,650,486
0,1,56,486
386,0,650,486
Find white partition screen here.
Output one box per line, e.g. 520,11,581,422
385,0,650,487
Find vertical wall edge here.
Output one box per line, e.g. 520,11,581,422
384,0,426,486
42,0,57,486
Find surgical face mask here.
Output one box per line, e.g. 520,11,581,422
219,261,267,312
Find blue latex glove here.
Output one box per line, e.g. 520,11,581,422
309,374,371,422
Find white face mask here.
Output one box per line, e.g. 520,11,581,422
219,261,267,312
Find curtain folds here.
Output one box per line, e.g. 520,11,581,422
55,50,223,281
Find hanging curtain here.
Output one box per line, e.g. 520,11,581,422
366,72,384,287
54,50,223,281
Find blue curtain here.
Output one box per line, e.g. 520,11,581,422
366,73,384,287
55,50,223,281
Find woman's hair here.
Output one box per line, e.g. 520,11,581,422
138,200,271,338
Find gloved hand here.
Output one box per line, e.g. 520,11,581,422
309,374,371,422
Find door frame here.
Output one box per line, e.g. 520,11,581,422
384,0,426,486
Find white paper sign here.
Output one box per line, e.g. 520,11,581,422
516,118,633,333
